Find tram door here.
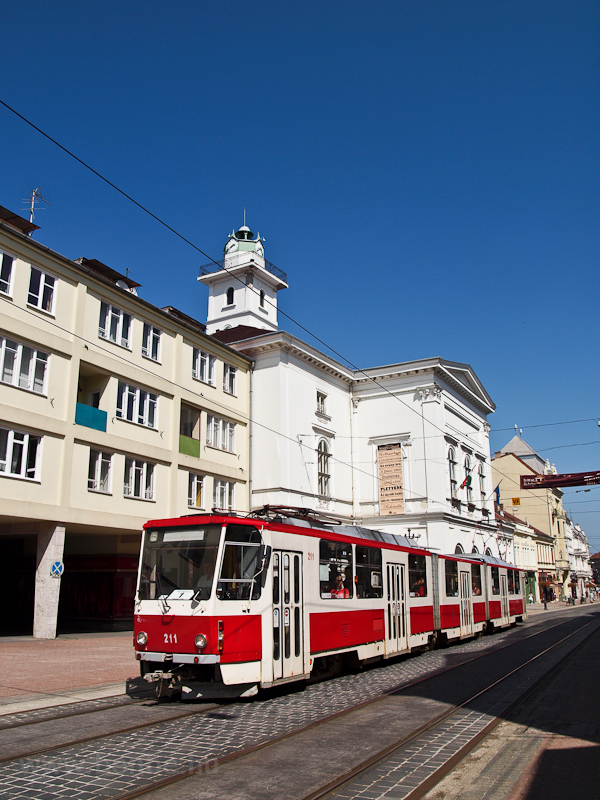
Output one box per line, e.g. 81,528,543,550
500,573,510,623
272,551,304,681
459,570,473,637
386,563,407,654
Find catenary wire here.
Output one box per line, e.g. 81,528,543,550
0,100,593,538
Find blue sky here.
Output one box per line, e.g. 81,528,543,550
1,1,599,544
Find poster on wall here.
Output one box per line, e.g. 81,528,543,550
378,443,404,515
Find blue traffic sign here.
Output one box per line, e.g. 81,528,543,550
51,561,64,577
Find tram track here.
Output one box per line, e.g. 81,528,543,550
0,608,592,772
0,609,577,767
99,611,600,800
1,608,591,800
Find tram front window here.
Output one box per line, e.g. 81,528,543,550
217,524,262,601
139,525,221,601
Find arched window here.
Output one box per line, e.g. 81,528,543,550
455,543,464,554
448,447,457,497
478,461,486,504
226,287,234,306
317,439,330,497
259,289,265,307
471,545,479,554
464,455,473,502
485,547,493,557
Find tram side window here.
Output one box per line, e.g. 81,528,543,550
319,540,353,599
217,525,262,601
409,554,427,597
491,566,500,595
356,546,383,598
445,560,459,597
507,570,515,594
471,564,482,596
514,572,521,594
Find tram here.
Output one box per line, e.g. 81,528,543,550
128,507,526,700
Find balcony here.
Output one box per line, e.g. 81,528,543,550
75,402,107,432
179,435,200,458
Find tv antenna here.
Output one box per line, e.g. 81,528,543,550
23,188,51,235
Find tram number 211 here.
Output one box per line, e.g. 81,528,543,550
164,633,178,644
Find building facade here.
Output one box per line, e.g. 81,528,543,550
0,206,251,638
206,224,503,557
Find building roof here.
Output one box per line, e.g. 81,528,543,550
0,205,39,236
499,435,546,474
211,325,273,344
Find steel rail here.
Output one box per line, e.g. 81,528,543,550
0,611,583,770
104,612,599,800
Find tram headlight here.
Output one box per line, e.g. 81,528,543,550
136,631,148,646
195,633,207,650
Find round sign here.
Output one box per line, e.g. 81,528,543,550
51,561,64,578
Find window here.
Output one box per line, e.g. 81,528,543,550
217,524,262,601
319,540,353,599
180,404,200,439
445,560,459,597
409,554,427,597
471,564,482,596
464,455,473,502
28,267,56,314
213,479,234,510
317,439,330,497
0,251,14,295
478,461,486,504
0,427,40,480
317,391,327,415
0,337,48,394
455,543,464,554
88,449,111,493
356,545,383,598
448,447,457,497
99,302,131,348
192,348,216,385
124,458,154,500
142,323,161,361
507,570,515,594
188,472,204,508
116,382,157,428
259,289,265,307
226,287,234,306
206,415,235,452
223,364,236,395
490,566,500,594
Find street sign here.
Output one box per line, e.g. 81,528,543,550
50,560,64,578
520,470,600,490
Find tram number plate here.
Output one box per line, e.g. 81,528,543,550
284,608,290,626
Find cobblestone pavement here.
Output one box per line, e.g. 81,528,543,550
1,608,595,800
329,611,600,800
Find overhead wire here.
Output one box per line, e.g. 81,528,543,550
0,99,594,540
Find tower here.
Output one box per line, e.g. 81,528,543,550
198,223,288,335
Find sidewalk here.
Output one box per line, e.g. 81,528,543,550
527,598,596,614
0,631,137,715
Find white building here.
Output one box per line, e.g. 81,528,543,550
202,224,501,556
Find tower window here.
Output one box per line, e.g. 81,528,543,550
226,287,234,306
259,290,265,307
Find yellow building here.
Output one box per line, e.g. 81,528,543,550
0,206,250,638
492,436,569,598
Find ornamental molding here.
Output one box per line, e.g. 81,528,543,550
417,385,442,402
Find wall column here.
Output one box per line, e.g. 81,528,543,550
33,523,66,639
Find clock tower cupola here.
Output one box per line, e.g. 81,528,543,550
198,221,288,335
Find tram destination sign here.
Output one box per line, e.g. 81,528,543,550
520,470,600,490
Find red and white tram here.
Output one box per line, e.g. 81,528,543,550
128,508,526,700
